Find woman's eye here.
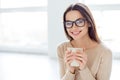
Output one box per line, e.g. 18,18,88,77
76,20,83,24
66,22,72,25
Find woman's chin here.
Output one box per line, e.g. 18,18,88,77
72,35,84,40
73,37,80,40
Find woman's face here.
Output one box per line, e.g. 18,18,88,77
65,10,89,40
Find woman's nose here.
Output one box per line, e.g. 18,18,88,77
72,23,77,29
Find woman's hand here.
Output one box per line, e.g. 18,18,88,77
64,50,75,74
74,49,88,70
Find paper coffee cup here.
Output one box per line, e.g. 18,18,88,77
67,47,83,67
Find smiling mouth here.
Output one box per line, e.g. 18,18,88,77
71,31,82,35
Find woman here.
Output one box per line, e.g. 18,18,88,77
57,3,112,80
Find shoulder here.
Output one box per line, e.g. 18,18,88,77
99,43,112,53
57,41,69,58
98,43,112,58
57,41,70,51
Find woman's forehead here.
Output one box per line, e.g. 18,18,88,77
65,10,84,21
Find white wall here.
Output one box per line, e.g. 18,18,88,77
48,0,78,58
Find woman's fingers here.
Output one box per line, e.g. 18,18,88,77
65,49,87,70
64,50,74,64
73,51,87,66
77,54,87,59
65,55,73,63
75,56,87,63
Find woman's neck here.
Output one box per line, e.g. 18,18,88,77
71,37,98,50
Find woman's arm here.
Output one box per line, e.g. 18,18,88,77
96,49,112,80
74,50,96,80
77,49,112,80
57,45,75,80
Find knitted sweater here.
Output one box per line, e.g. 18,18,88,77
57,42,112,80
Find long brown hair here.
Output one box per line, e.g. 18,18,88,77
63,3,100,43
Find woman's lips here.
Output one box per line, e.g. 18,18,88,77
71,31,82,36
70,27,84,36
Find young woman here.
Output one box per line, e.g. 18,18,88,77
57,3,112,80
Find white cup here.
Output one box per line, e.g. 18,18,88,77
67,47,83,67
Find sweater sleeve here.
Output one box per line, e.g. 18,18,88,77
78,66,96,80
77,49,112,80
96,49,112,80
57,45,75,80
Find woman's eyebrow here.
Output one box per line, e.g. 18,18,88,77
66,18,84,22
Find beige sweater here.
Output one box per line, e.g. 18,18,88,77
57,42,112,80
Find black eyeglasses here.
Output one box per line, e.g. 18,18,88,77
64,18,86,28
